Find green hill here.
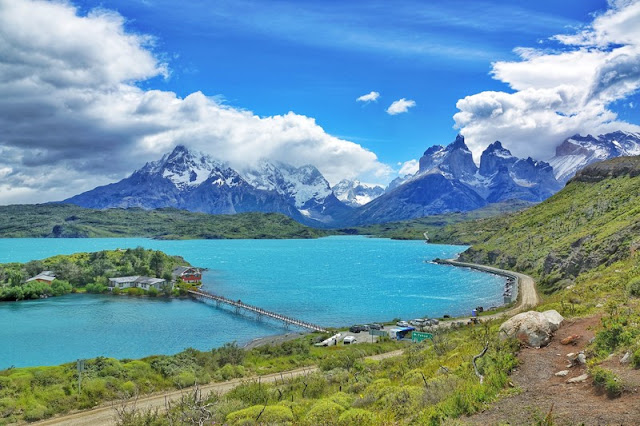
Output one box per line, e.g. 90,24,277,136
427,157,640,292
0,204,329,239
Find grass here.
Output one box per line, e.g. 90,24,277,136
0,204,329,239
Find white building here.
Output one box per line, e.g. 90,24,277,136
107,276,167,291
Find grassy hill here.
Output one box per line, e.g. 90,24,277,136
447,157,640,292
343,200,533,240
0,204,329,239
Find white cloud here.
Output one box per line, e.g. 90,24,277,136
454,0,640,162
398,159,419,176
356,91,380,103
386,98,416,115
0,0,391,204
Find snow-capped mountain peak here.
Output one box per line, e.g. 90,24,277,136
549,131,640,182
332,179,385,207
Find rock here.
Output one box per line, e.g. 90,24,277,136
555,370,569,377
567,373,589,384
596,303,604,308
577,353,587,365
499,311,555,348
561,334,581,345
620,351,631,364
567,352,575,358
542,310,564,331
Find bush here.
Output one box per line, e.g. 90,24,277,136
226,404,294,425
303,400,345,425
216,342,245,366
627,278,640,297
172,371,197,388
591,367,623,398
338,408,376,426
147,286,159,297
85,283,108,294
125,287,145,296
632,348,640,368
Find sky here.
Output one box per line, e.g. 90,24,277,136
1,0,640,204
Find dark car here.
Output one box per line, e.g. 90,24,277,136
349,325,364,333
369,323,383,330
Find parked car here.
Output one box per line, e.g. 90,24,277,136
396,320,409,327
430,319,439,325
343,336,356,345
349,325,364,333
369,323,383,330
361,324,371,331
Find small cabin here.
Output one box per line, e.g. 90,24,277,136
172,266,202,283
108,276,166,291
26,271,56,285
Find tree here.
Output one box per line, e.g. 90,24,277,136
150,251,165,278
9,270,23,287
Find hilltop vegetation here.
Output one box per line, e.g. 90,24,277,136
0,204,328,239
450,157,640,293
0,248,188,301
348,200,532,240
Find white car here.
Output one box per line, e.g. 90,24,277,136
343,336,356,345
396,321,410,327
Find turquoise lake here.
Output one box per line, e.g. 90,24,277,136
0,237,505,368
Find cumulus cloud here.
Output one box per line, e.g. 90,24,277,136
0,0,391,204
386,98,416,115
356,91,380,103
398,159,419,176
454,0,640,161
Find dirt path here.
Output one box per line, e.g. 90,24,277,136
32,350,404,426
467,316,640,425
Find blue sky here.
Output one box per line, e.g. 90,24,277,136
72,0,610,164
1,0,639,203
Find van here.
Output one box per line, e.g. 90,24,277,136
343,336,356,345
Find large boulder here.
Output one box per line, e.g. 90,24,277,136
499,310,564,348
542,310,564,332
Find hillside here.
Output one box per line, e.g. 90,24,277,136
349,200,533,240
449,156,640,292
0,204,329,239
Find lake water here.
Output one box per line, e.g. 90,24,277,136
0,237,505,368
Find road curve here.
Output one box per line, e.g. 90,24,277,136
435,259,540,320
33,350,405,426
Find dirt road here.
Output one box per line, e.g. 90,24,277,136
436,260,539,320
33,350,404,426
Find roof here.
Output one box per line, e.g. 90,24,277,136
172,266,199,276
108,276,166,285
108,276,139,284
26,271,56,282
390,327,415,333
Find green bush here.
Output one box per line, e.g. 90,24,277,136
172,371,197,388
85,283,108,294
303,400,345,425
338,408,376,426
147,286,159,297
632,348,640,368
226,404,294,425
627,278,640,297
591,367,623,398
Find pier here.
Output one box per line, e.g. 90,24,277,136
188,289,328,333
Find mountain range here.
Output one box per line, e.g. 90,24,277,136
63,131,640,226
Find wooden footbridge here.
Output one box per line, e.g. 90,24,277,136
188,289,328,333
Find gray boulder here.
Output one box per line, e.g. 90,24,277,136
499,311,562,348
542,310,564,332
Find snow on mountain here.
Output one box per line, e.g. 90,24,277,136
549,131,640,183
331,179,385,207
240,160,332,209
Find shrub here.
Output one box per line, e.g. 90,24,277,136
303,400,345,425
226,381,270,405
172,371,197,388
338,408,376,426
591,367,623,398
226,404,294,425
85,283,108,294
627,278,640,297
632,348,640,368
23,403,48,422
147,287,159,297
216,342,245,366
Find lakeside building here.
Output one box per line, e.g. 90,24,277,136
171,266,202,283
108,276,166,291
26,271,56,284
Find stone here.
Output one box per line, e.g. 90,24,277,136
567,352,575,358
567,373,589,384
577,353,587,365
555,370,569,377
542,310,564,332
499,311,554,348
620,351,631,364
561,334,581,345
596,303,604,308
